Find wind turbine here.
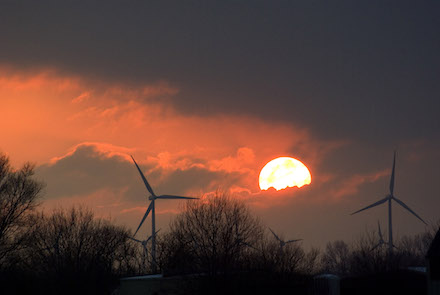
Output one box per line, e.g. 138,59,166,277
237,238,258,251
351,151,427,255
269,228,302,252
129,229,161,261
131,155,197,272
371,222,388,251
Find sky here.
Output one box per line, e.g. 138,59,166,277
1,1,439,248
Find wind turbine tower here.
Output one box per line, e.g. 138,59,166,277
131,156,197,272
351,151,426,255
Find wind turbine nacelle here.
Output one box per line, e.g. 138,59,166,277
148,195,155,200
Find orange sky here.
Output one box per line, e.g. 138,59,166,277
1,66,437,248
1,68,327,164
0,68,335,237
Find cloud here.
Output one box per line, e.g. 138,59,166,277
36,141,254,203
4,69,435,206
72,91,91,103
2,2,439,143
0,68,336,213
329,169,390,200
41,187,128,221
120,207,180,216
35,140,263,237
37,143,139,199
120,207,149,214
209,147,256,173
48,142,133,164
35,140,237,197
0,67,327,162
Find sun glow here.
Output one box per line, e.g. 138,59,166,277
259,157,311,191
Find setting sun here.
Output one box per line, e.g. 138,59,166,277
259,157,312,191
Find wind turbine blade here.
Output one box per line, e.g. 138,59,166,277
131,155,156,197
269,228,281,242
378,221,384,240
128,237,143,243
157,195,198,200
147,229,161,242
392,196,427,225
370,243,381,252
351,196,389,215
390,151,396,195
242,242,258,250
134,202,154,236
286,239,303,244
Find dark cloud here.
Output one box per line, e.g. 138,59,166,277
1,1,439,143
152,167,242,197
36,145,140,199
36,143,243,202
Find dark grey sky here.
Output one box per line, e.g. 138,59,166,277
1,1,439,142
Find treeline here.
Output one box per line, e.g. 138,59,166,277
0,153,436,294
321,231,434,275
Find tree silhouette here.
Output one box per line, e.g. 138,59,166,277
25,207,137,295
162,191,264,276
0,153,44,265
321,240,351,275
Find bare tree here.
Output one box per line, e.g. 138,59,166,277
320,225,438,276
397,222,439,267
321,240,351,275
350,231,389,274
249,231,319,276
0,153,44,264
162,191,264,276
300,247,320,275
25,207,137,294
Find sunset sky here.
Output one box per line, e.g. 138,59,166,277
1,1,439,248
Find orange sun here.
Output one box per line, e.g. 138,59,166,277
259,157,312,191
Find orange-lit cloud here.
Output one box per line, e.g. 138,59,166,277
0,67,350,237
0,67,329,172
329,169,390,200
48,142,134,164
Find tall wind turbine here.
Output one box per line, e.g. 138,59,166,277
131,155,197,272
269,228,302,252
351,151,427,255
